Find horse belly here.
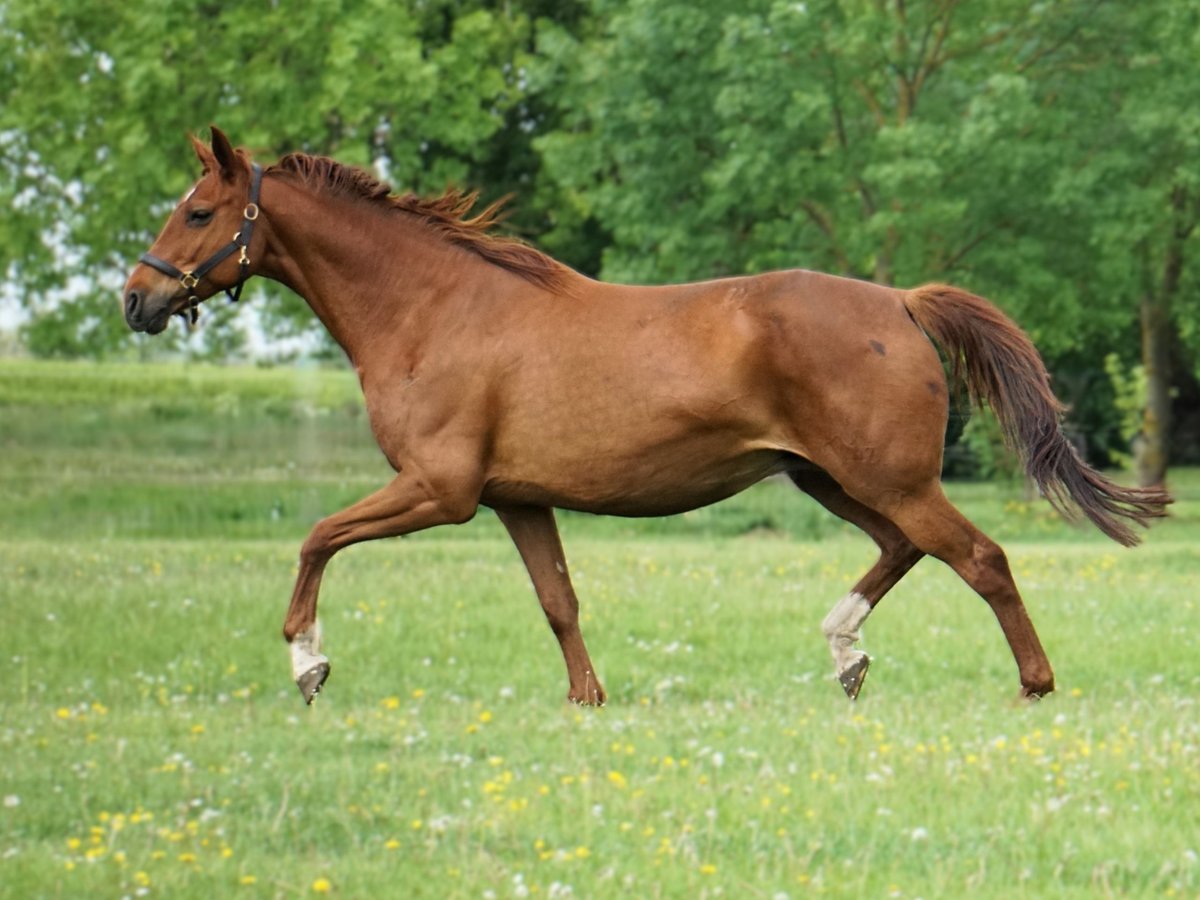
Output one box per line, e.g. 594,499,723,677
482,443,792,517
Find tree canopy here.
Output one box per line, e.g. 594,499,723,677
2,0,1197,476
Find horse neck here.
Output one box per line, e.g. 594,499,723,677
257,177,482,363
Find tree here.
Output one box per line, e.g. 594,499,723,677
534,0,1198,470
0,0,585,357
1083,3,1200,486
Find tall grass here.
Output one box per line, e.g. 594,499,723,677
2,359,1197,898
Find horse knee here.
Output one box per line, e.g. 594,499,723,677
967,539,1015,597
299,524,335,567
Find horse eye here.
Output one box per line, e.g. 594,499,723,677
187,208,213,226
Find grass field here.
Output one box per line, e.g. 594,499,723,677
2,359,1198,899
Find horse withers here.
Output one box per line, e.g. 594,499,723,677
122,128,1170,705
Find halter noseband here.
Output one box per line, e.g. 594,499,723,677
139,163,264,322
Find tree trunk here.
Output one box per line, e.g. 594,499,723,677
1135,189,1190,487
1137,288,1171,487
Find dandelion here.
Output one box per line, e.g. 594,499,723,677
178,852,197,863
607,771,628,790
574,846,590,859
239,875,258,885
479,710,493,724
381,696,401,710
384,839,400,850
134,871,151,887
699,864,717,875
312,877,332,892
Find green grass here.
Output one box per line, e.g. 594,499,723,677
2,359,1198,898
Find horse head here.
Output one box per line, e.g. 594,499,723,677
122,127,263,334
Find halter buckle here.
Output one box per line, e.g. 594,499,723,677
243,203,259,221
180,272,199,290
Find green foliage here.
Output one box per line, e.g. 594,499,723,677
3,0,1200,474
0,0,588,355
1103,352,1149,469
958,405,1024,484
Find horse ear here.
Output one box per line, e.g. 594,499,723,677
209,125,241,181
191,133,216,172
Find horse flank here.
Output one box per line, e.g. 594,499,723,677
269,152,570,293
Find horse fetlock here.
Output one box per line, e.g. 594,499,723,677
823,590,870,657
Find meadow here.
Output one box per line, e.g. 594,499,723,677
2,359,1198,899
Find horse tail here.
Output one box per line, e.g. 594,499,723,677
903,282,1171,546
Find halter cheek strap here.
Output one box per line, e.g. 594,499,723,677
139,163,264,318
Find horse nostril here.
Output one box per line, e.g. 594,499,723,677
125,289,142,320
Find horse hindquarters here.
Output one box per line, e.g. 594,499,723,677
776,283,1059,698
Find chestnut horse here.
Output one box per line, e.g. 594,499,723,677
123,128,1169,705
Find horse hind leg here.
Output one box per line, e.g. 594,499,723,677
882,483,1054,698
791,470,924,699
495,505,606,706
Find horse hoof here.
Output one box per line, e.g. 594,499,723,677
1018,676,1054,702
297,662,331,705
568,686,607,707
838,655,870,700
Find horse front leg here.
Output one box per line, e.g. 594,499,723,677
495,505,606,706
284,470,479,704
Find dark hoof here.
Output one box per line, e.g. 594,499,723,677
1019,675,1055,702
297,662,331,705
839,655,870,700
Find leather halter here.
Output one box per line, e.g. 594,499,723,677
139,163,264,319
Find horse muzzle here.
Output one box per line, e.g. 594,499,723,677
123,284,181,335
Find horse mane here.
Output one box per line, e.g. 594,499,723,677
268,152,570,293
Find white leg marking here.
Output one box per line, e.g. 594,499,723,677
290,620,329,681
821,592,871,676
